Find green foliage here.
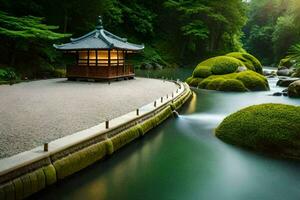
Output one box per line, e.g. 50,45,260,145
216,104,300,159
0,68,17,81
244,0,300,64
226,52,263,73
0,11,70,79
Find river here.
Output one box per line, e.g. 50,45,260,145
36,69,300,200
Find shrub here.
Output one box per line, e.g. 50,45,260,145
0,68,17,81
193,65,212,78
226,52,263,74
215,104,300,159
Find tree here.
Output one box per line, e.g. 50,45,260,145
0,11,70,77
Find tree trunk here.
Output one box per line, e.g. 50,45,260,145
63,10,68,33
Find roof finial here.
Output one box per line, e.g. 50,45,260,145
96,16,103,29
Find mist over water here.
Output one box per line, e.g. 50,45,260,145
38,75,300,200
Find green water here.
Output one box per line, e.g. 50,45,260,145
35,75,300,200
135,67,193,81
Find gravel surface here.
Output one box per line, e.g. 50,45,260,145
0,78,177,158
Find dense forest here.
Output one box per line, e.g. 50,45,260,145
0,0,300,80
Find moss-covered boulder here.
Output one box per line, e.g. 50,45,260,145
193,56,244,78
185,76,204,87
278,58,293,69
186,53,268,92
288,80,300,98
215,104,300,159
226,52,263,74
198,71,269,92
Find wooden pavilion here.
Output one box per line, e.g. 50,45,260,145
54,16,144,80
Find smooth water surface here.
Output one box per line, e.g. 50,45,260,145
35,76,300,200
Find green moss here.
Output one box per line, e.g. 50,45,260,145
0,184,5,200
216,104,300,159
29,172,38,194
155,107,172,125
197,71,269,92
187,77,204,87
236,71,269,91
185,76,193,85
279,58,293,68
111,126,140,151
105,139,114,155
198,79,211,89
206,78,226,90
170,103,176,111
35,168,46,192
54,141,108,180
13,178,23,200
192,56,246,79
20,174,31,198
140,117,155,135
43,165,57,185
218,79,247,92
226,52,263,73
193,65,212,78
0,181,15,200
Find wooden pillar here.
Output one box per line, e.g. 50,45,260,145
123,50,125,74
117,49,119,76
108,49,111,77
87,50,90,67
87,50,90,77
96,49,98,67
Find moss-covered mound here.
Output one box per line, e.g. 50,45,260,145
193,56,244,78
278,58,293,69
186,53,268,91
197,71,269,92
226,52,263,74
215,104,300,159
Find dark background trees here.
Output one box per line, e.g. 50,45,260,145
0,0,299,80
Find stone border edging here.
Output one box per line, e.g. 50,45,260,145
0,81,192,200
